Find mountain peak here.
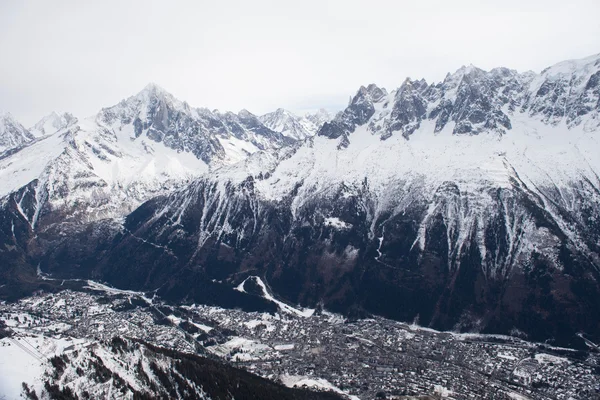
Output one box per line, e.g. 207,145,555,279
140,82,167,94
259,108,327,140
272,107,294,117
238,109,255,118
399,77,428,92
0,110,16,121
352,84,387,106
0,111,34,153
305,108,332,121
444,64,484,82
96,83,189,133
134,82,177,103
539,53,600,77
30,111,77,137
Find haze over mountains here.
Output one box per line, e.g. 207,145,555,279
1,52,599,352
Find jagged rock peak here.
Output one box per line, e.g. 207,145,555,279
0,111,34,153
305,108,333,130
97,83,190,131
353,83,387,104
30,111,77,137
0,111,20,123
133,82,187,109
260,108,329,140
322,53,600,144
238,108,256,118
137,82,171,97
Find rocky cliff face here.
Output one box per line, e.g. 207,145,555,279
2,54,600,347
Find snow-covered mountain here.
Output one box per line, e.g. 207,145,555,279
0,84,295,227
100,84,295,165
1,333,341,400
321,53,600,145
29,111,77,137
0,112,35,154
2,54,600,347
305,109,333,130
260,108,332,140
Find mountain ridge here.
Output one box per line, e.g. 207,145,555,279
259,108,332,140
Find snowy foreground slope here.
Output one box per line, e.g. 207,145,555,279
2,54,600,348
0,334,342,400
2,286,597,400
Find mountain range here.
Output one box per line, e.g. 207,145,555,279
0,84,329,226
1,53,600,348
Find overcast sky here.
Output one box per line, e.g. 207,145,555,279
1,0,599,126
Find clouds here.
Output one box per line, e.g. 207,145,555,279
1,0,599,125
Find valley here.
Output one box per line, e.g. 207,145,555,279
1,280,598,399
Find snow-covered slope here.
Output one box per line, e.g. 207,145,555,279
260,108,331,140
0,112,35,154
526,53,600,128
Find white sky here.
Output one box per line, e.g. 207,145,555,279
1,0,599,126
